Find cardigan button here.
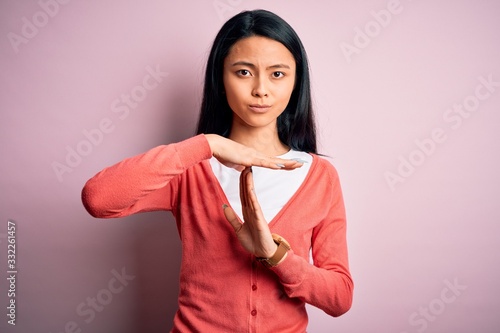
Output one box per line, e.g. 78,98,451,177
251,310,257,316
252,284,257,291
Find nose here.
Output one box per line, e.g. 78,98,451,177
252,77,268,97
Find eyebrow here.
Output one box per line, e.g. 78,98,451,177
231,61,291,70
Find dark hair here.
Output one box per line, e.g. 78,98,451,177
195,9,317,153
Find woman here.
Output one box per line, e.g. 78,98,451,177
82,9,353,332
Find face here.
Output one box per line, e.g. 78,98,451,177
223,36,296,131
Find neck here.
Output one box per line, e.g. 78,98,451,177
229,123,289,156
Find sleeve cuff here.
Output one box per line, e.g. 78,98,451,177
269,249,306,285
174,134,212,169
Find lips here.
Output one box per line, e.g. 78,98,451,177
248,104,272,113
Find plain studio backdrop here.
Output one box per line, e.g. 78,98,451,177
1,1,499,332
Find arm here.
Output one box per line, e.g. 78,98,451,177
81,134,212,218
82,134,302,219
270,168,353,317
223,162,353,316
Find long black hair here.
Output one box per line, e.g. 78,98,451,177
195,9,317,154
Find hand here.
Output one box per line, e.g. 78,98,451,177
223,167,278,258
205,134,302,172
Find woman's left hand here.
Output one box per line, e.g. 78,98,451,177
223,167,278,258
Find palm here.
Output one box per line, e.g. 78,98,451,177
206,134,302,171
223,167,277,258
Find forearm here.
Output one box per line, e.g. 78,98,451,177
269,173,353,317
81,134,212,218
270,250,353,317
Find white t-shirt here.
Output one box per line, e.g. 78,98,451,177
209,150,313,223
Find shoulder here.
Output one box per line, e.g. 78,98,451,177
308,155,345,208
310,154,341,182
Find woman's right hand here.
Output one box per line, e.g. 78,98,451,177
204,134,303,171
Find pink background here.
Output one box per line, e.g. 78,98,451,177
1,1,499,332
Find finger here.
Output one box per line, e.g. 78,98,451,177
222,204,243,233
239,168,248,209
240,167,253,222
234,165,246,172
282,162,304,170
252,157,303,170
272,158,304,170
246,173,266,223
221,161,246,172
245,168,256,212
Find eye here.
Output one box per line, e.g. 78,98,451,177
272,71,285,78
237,69,251,76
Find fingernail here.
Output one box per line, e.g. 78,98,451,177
276,163,285,168
222,204,228,210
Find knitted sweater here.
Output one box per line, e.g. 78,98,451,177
81,134,353,333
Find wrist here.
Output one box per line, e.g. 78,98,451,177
261,243,279,259
275,251,288,265
204,134,218,156
257,234,291,268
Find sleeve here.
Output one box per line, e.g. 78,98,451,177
81,134,213,218
270,165,354,317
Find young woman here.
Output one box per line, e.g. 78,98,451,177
82,9,353,332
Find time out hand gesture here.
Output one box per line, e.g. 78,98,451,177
205,134,302,171
223,167,277,258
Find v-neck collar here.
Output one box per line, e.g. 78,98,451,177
205,154,318,229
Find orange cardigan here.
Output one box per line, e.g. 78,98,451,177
82,134,353,333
